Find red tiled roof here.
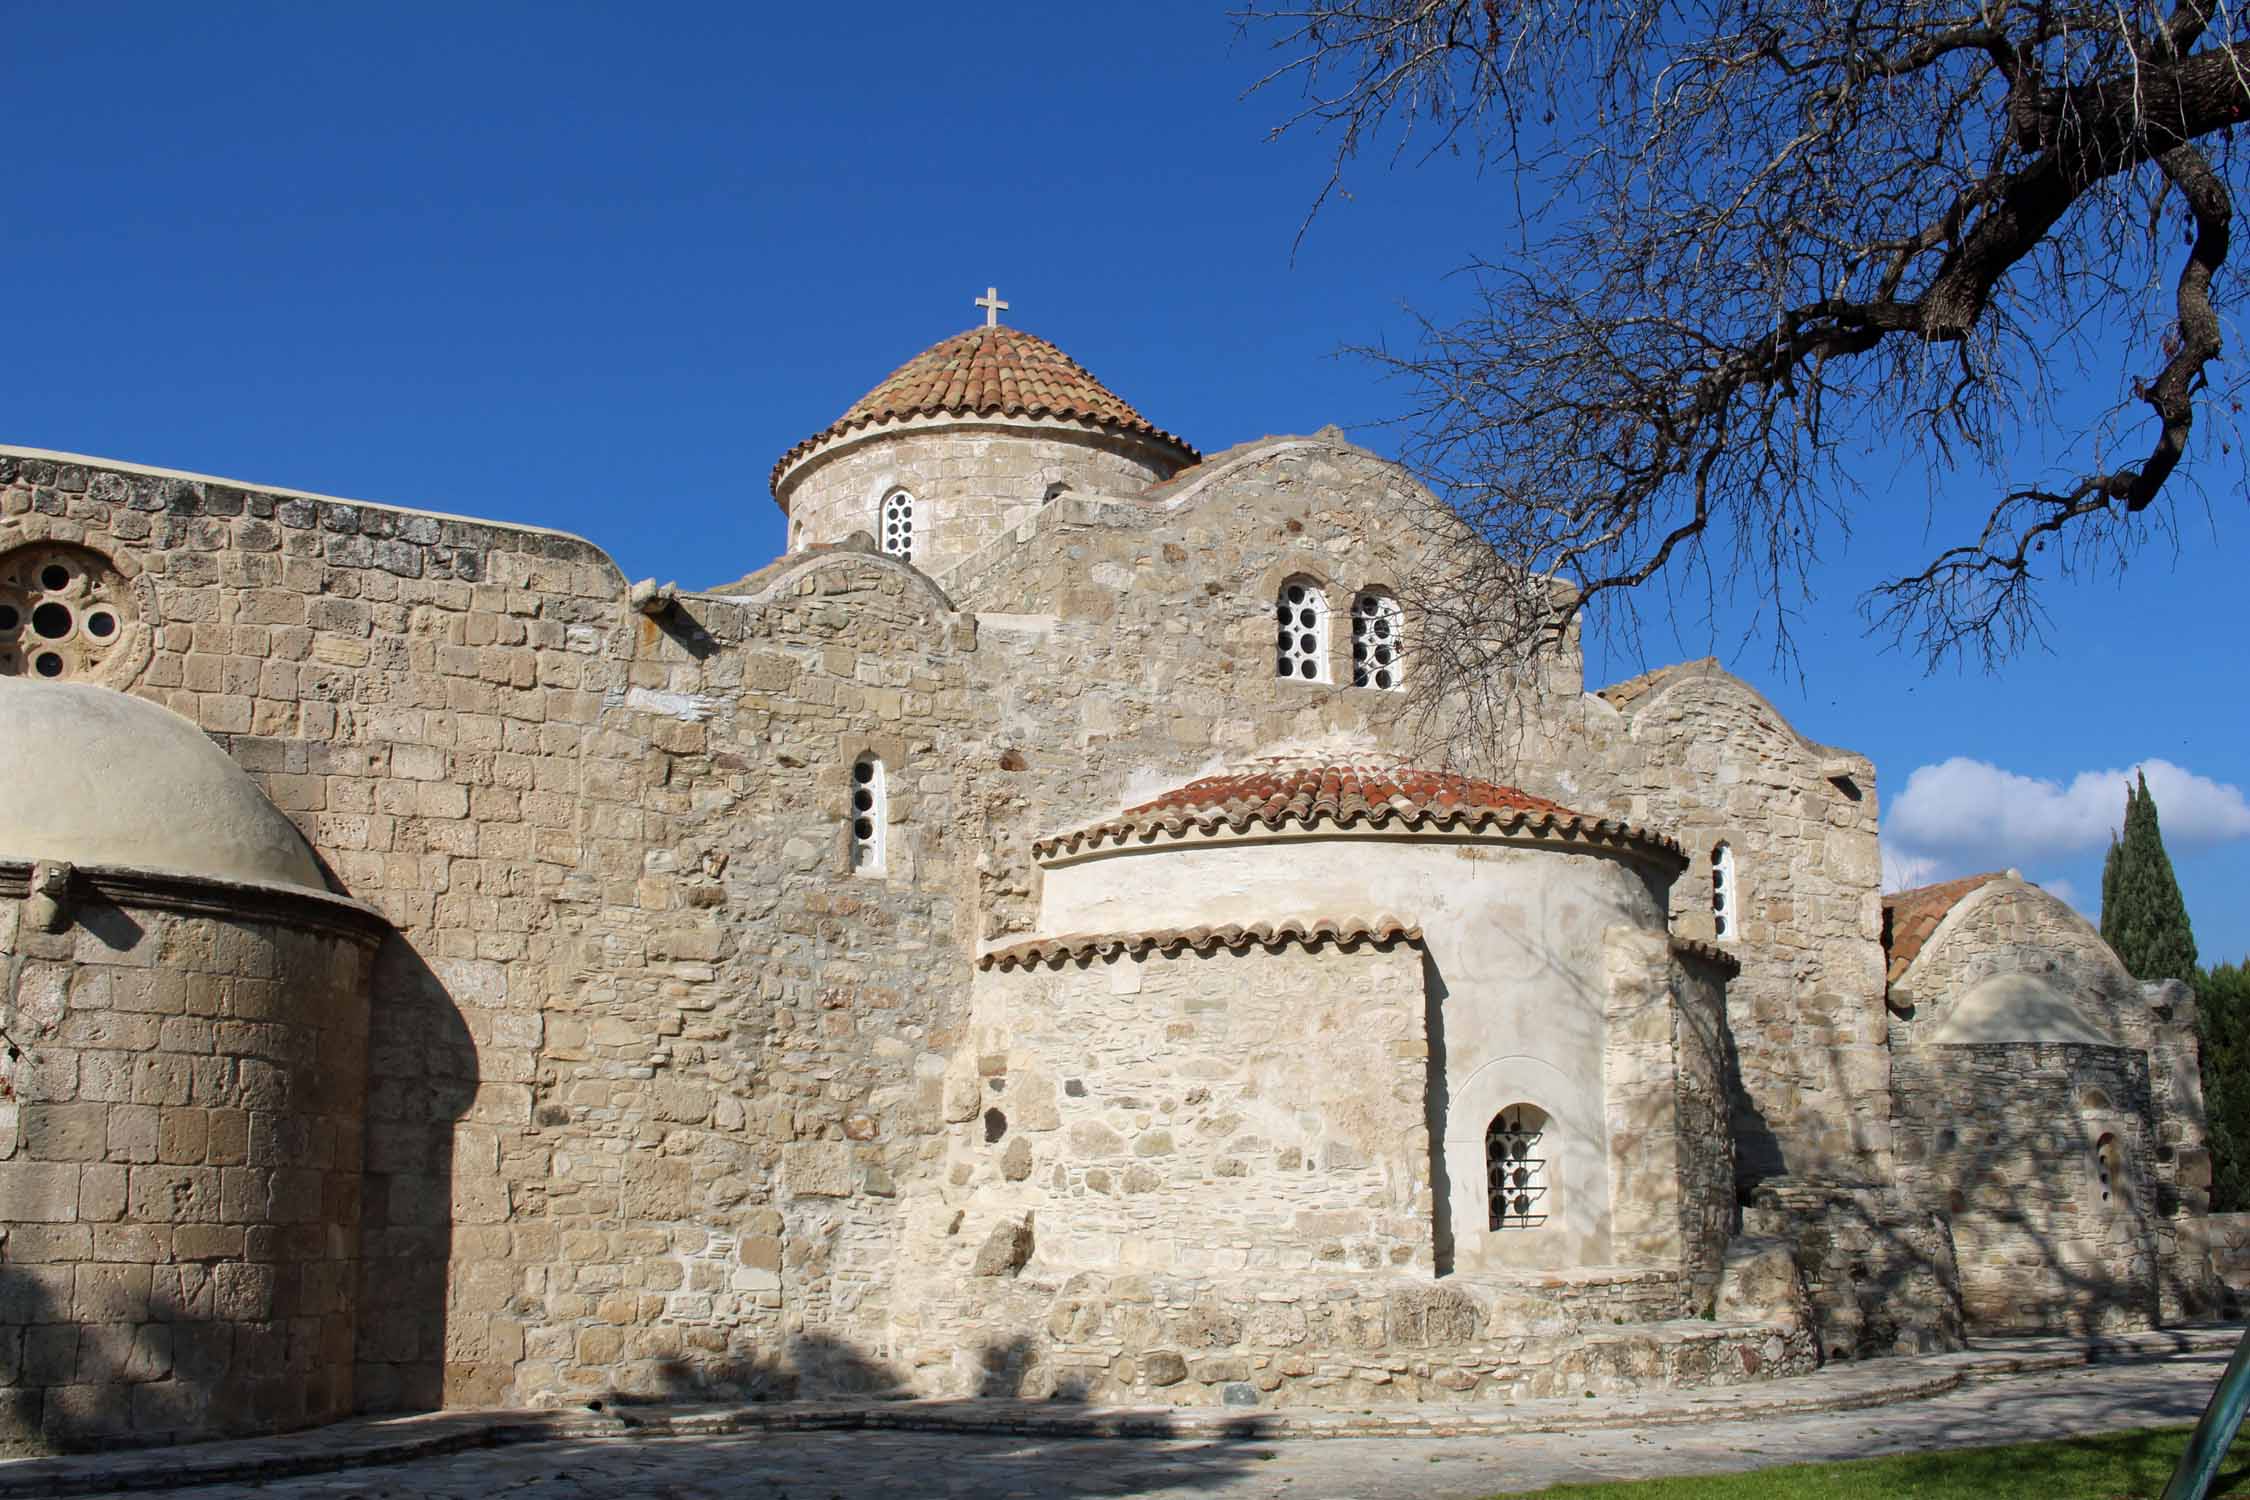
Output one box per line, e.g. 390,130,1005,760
1881,872,2006,982
771,326,1198,502
977,914,1422,971
1032,764,1685,863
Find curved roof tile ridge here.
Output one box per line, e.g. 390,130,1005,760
1882,871,2010,982
771,325,1198,500
977,914,1424,971
1031,763,1685,864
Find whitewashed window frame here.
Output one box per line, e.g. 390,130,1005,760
879,490,917,564
1275,577,1331,683
1350,589,1404,691
850,755,887,875
1485,1104,1551,1230
1711,841,1737,941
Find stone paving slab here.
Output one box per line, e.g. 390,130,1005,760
1,1322,2240,1498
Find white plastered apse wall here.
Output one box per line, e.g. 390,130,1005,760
1037,832,1674,1270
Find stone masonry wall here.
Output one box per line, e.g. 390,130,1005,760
1891,1042,2160,1334
0,433,2026,1420
0,886,374,1452
3,451,640,1412
778,421,1183,578
1890,880,2215,1323
1671,951,1739,1298
935,442,1590,947
1588,668,1888,1190
887,937,1807,1408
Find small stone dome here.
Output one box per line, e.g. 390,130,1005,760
0,678,327,891
770,324,1199,498
769,323,1201,577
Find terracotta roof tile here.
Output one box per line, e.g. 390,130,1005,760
1670,934,1742,975
977,914,1422,971
771,326,1198,501
1032,763,1685,864
1881,872,2006,982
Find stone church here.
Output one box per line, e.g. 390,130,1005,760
0,309,2219,1451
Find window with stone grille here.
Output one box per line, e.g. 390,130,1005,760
1350,589,1403,690
850,755,886,874
879,490,916,563
0,544,133,682
1711,842,1736,941
2095,1132,2127,1208
1275,578,1329,681
1486,1104,1550,1229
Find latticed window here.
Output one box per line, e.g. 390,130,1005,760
1711,842,1736,941
1275,578,1329,681
0,544,134,681
850,755,886,874
1350,590,1403,690
2095,1133,2126,1208
1486,1105,1549,1229
879,490,915,563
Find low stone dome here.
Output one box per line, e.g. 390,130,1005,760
1925,971,2119,1046
0,678,327,891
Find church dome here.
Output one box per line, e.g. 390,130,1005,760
770,324,1198,499
0,678,328,892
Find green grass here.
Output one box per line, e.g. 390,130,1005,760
1511,1425,2250,1499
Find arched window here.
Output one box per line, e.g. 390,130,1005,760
1350,589,1404,690
850,755,886,874
879,490,916,563
1485,1104,1550,1229
1275,578,1329,682
1710,842,1737,941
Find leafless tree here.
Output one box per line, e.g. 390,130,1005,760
1243,0,2250,710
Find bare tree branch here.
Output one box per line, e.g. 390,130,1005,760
1240,0,2250,738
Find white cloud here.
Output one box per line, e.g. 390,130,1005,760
1886,757,2250,863
1880,847,1944,894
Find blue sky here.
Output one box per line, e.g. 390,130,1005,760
8,2,2247,961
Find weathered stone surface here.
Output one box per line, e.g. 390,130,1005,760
970,1218,1034,1278
0,404,2195,1432
1141,1350,1188,1387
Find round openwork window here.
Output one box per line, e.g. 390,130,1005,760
0,544,138,682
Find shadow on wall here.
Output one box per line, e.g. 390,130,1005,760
0,1259,61,1458
1717,1018,1787,1192
1424,952,1454,1276
574,1328,1277,1494
353,936,476,1414
617,1331,1099,1405
1751,1038,2216,1360
1,917,470,1457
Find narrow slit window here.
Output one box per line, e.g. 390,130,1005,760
1274,578,1329,682
1486,1104,1550,1229
1711,842,1736,941
2095,1133,2126,1208
879,491,916,563
851,755,886,874
1350,590,1403,690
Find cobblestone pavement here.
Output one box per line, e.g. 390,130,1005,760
78,1350,2229,1500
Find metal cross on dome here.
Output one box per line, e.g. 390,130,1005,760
974,286,1009,327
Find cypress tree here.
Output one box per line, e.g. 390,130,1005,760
2099,771,2199,984
2198,960,2250,1213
